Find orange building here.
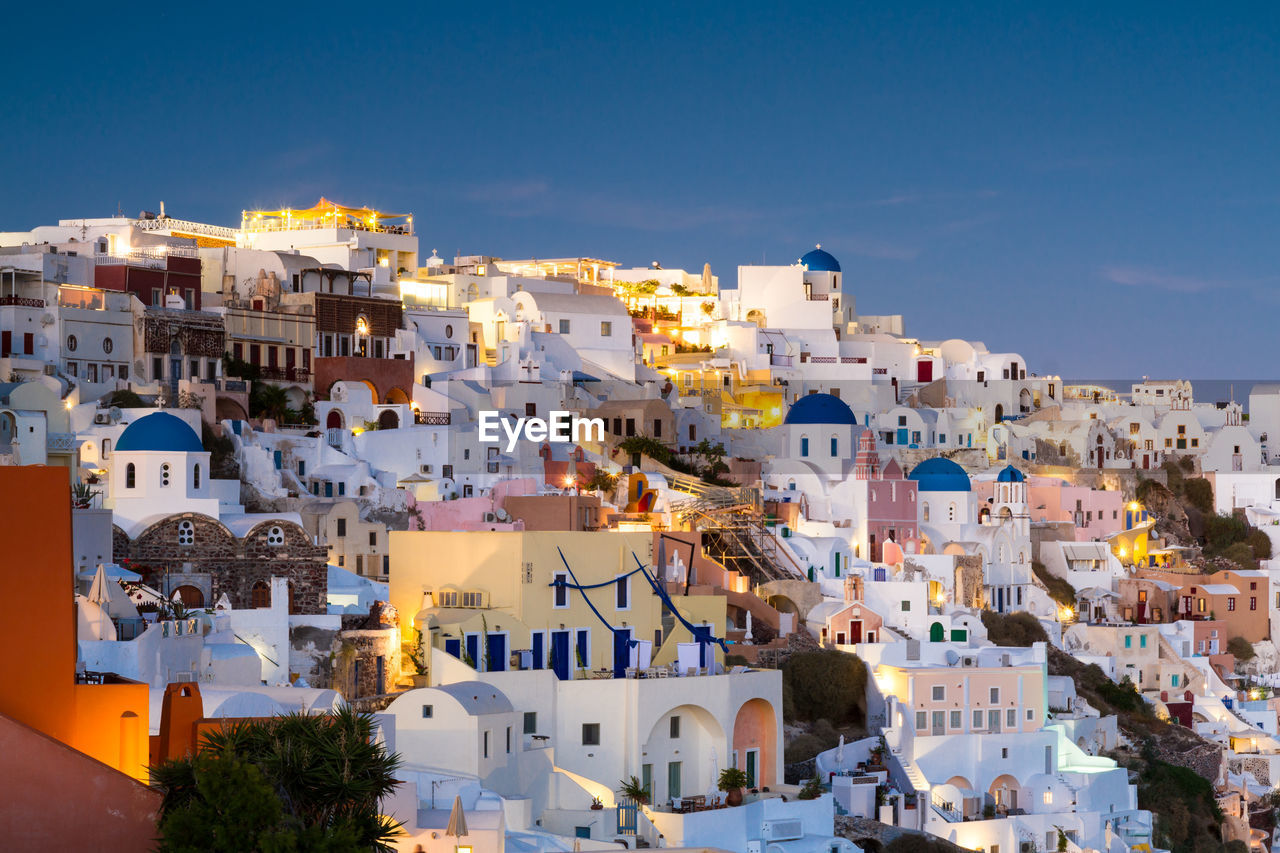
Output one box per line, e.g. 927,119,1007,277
0,466,158,850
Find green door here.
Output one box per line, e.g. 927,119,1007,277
930,622,945,642
745,750,758,788
667,761,682,800
641,764,653,802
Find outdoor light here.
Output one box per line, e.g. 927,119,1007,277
355,317,370,336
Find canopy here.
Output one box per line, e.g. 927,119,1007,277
247,197,408,222
445,795,468,837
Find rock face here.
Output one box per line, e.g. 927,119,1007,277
834,816,969,852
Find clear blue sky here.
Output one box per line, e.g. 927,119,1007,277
3,2,1277,377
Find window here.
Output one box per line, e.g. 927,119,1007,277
915,711,927,730
553,572,569,608
1124,635,1132,648
437,591,458,607
973,710,983,728
267,526,285,546
337,519,347,537
1006,708,1016,728
949,710,961,729
800,436,809,457
66,334,77,352
830,436,838,456
600,321,612,336
1026,708,1034,720
421,705,433,718
251,581,270,608
368,531,378,547
1228,598,1236,612
1043,791,1053,805
989,687,1000,703
160,463,171,487
931,685,945,701
506,726,512,753
616,575,629,609
483,730,489,758
670,716,681,738
177,520,194,546
126,463,136,489
1140,634,1147,648
192,464,201,489
559,319,571,334
582,723,600,745
461,591,483,608
901,600,911,612
1251,597,1258,611
524,711,537,734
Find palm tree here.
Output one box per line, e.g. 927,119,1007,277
151,707,402,851
250,383,294,422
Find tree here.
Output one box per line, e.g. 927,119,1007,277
981,610,1048,646
1227,636,1255,661
251,383,296,423
1181,478,1214,514
151,708,401,852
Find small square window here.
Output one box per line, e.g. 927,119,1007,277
422,705,433,718
931,685,945,701
582,723,600,745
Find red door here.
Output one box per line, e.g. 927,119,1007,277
917,360,933,383
849,620,863,644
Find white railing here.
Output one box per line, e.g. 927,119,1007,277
135,218,239,240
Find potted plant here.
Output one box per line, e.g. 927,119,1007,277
618,776,650,805
408,629,429,687
718,767,749,807
590,796,604,811
798,775,824,801
904,792,918,810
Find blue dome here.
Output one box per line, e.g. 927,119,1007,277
800,246,841,273
115,411,204,453
908,457,971,492
784,393,856,426
996,465,1025,483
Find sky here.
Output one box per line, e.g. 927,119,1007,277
2,2,1278,377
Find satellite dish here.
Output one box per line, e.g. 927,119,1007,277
495,508,510,522
109,407,123,422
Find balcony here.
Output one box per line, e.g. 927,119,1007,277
0,295,45,308
769,354,793,367
47,433,77,453
414,410,451,426
806,292,830,301
256,367,311,383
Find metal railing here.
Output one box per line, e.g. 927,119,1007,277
135,217,239,240
0,295,44,308
414,411,451,425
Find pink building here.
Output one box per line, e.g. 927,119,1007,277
973,475,1122,541
856,432,919,561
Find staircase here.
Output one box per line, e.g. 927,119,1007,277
670,487,806,584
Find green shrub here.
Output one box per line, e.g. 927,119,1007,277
980,610,1047,647
1181,478,1214,514
782,650,867,725
1248,528,1273,561
1227,636,1255,661
1032,561,1077,607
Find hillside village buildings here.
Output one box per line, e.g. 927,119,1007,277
9,203,1280,852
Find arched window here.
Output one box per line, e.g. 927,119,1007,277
178,520,194,546
251,580,271,608
192,464,201,489
125,462,135,489
830,435,838,456
922,502,930,522
160,463,171,487
267,526,285,546
800,435,809,457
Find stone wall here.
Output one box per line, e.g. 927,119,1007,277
118,512,329,614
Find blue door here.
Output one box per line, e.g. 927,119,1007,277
575,629,590,670
486,632,507,672
531,632,544,670
465,634,481,670
324,482,333,497
612,629,632,678
551,631,571,680
897,428,909,445
444,638,461,659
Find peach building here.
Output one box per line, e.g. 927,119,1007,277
1137,568,1270,643
0,466,158,851
973,474,1124,541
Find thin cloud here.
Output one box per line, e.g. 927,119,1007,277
841,236,921,261
1102,265,1219,294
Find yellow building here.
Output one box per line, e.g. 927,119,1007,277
389,530,728,680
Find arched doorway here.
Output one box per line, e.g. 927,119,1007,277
930,622,946,642
746,309,766,328
251,580,271,608
994,404,1004,424
642,704,726,805
0,411,15,450
377,409,400,430
173,585,204,608
988,773,1022,813
731,698,778,789
326,410,343,429
384,387,410,405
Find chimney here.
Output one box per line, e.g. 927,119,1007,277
160,200,166,218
